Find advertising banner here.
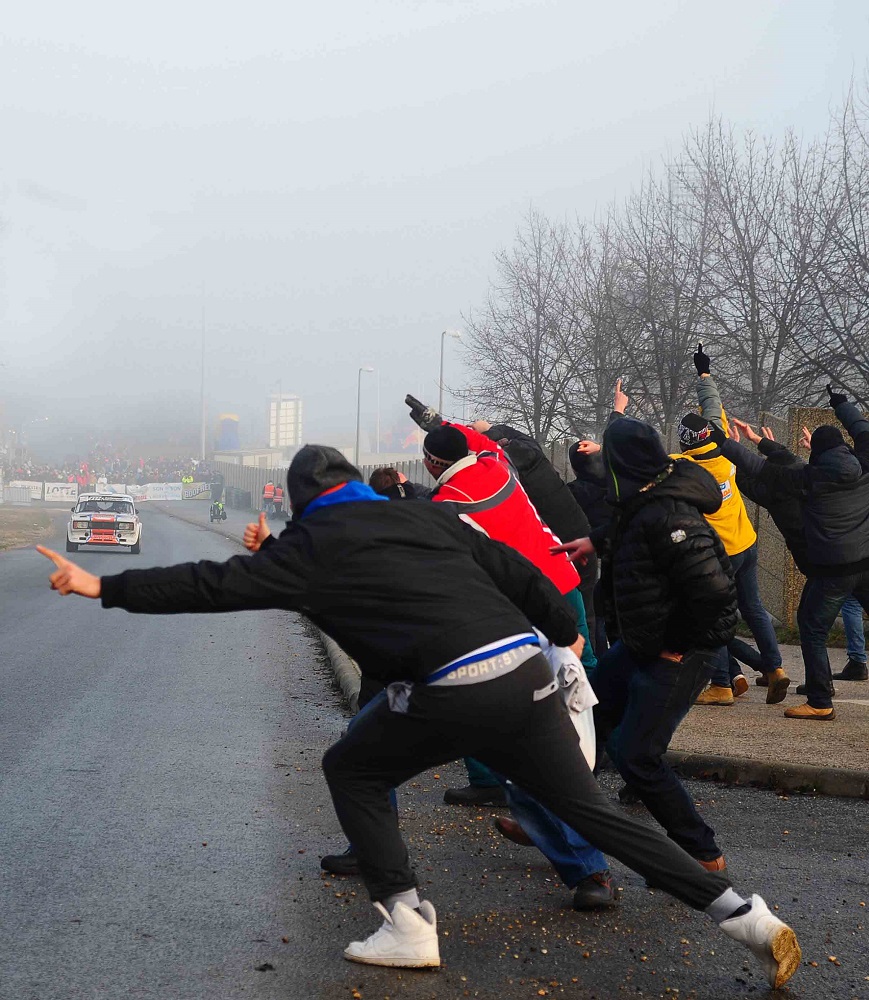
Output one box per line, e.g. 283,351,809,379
9,480,43,501
126,484,148,502
43,482,79,502
181,482,211,500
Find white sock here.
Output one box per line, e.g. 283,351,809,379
706,887,750,924
384,888,420,913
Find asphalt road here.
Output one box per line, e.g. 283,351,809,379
1,505,866,1000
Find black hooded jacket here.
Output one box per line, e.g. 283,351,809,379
486,423,597,588
567,441,614,535
99,448,578,687
736,439,810,574
720,402,869,575
592,416,737,659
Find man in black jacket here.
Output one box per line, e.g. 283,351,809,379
556,412,738,872
37,445,800,987
708,388,869,719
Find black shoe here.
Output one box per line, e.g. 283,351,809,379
795,683,836,697
442,784,507,807
572,870,617,910
320,847,359,875
617,783,642,805
832,659,868,681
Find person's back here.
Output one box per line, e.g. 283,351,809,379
428,425,578,596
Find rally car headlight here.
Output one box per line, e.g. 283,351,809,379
117,522,134,531
73,520,89,529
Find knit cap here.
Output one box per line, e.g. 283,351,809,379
678,412,714,450
423,426,469,469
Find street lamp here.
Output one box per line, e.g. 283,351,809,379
439,329,461,415
355,366,374,467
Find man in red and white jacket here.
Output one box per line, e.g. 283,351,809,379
422,423,614,910
424,423,580,596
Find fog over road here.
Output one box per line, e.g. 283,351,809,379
1,507,866,999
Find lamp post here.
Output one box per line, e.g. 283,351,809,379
439,329,461,415
355,366,374,467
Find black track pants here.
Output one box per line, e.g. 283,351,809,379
322,654,730,907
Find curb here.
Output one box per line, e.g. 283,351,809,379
147,503,869,800
318,634,361,715
667,750,869,800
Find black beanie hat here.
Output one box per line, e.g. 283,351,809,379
810,425,845,457
678,412,714,450
568,441,586,476
603,416,672,502
286,444,361,518
423,425,469,469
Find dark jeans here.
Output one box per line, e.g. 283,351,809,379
592,642,721,861
797,573,869,708
711,544,781,686
322,654,730,907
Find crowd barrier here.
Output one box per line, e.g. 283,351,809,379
8,481,213,502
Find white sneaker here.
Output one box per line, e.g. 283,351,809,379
719,894,801,988
343,901,440,968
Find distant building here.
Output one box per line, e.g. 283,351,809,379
268,393,303,449
217,413,240,451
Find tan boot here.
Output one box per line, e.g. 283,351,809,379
784,702,836,721
764,668,790,705
733,674,749,697
695,684,734,706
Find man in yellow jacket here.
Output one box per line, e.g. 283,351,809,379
673,345,789,705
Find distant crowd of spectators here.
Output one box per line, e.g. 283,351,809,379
2,445,218,487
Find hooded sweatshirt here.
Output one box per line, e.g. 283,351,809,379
99,444,578,686
720,404,869,574
594,415,737,658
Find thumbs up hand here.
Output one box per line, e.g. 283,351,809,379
243,512,272,553
36,545,101,598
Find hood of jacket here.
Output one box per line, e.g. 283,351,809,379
286,444,362,518
808,443,862,486
602,416,672,502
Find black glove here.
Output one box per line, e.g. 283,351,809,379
693,342,711,376
405,394,444,432
826,383,848,408
707,423,727,446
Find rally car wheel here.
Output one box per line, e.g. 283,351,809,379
130,540,141,554
66,540,77,553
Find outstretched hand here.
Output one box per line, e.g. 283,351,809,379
575,439,601,456
730,418,761,445
243,512,271,553
551,537,595,566
613,379,629,414
826,383,848,408
36,545,101,598
405,394,444,432
693,342,711,376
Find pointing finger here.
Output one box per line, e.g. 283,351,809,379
36,545,66,568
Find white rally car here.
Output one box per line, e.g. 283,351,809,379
67,493,142,554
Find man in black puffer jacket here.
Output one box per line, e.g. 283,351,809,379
708,387,869,719
556,413,737,871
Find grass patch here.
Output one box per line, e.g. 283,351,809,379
0,507,54,550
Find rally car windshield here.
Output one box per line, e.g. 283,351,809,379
75,500,135,514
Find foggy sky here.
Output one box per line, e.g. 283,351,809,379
1,0,867,457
